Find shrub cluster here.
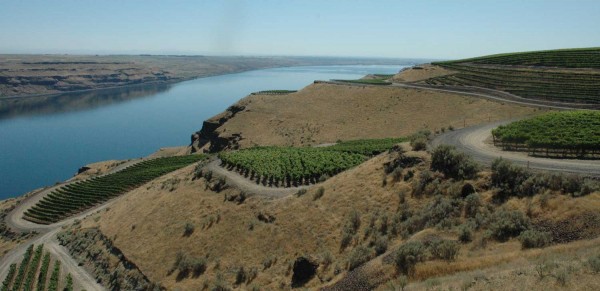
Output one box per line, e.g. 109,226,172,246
430,145,479,180
492,158,599,200
518,230,552,249
487,209,530,241
409,130,431,151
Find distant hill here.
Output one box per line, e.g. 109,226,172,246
414,48,600,104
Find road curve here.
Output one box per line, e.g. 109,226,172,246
205,159,311,198
431,121,600,176
0,158,146,291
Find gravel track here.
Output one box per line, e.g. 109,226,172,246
431,121,600,176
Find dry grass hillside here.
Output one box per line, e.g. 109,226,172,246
391,65,455,83
64,143,600,290
193,83,542,152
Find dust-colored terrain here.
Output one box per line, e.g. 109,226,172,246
391,64,455,83
191,82,542,152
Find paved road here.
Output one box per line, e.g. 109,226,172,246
431,121,600,176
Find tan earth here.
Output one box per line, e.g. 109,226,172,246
391,64,455,83
203,82,543,150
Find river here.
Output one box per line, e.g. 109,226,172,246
0,64,412,199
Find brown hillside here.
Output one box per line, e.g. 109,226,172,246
192,83,541,152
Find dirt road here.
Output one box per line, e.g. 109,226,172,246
431,121,600,176
0,158,145,291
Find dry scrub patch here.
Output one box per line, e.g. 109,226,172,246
78,150,428,289
392,65,456,83
205,83,540,149
74,148,598,290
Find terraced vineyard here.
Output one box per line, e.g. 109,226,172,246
333,77,391,85
428,48,600,104
251,90,297,95
219,147,365,186
438,47,600,68
24,154,207,224
219,137,406,186
324,137,407,155
491,111,600,158
1,244,70,291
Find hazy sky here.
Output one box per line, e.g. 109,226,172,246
1,0,599,59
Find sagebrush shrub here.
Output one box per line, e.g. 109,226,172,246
488,210,530,241
430,145,478,180
518,230,552,249
347,245,374,270
394,241,426,276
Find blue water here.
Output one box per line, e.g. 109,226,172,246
0,65,409,199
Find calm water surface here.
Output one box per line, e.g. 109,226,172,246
0,65,409,199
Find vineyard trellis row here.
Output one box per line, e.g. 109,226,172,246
1,244,71,291
491,111,600,159
23,154,207,225
218,138,406,187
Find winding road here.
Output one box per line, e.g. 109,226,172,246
431,120,600,176
2,80,599,290
0,158,145,291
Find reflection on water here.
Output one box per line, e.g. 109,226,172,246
0,65,409,199
0,83,172,120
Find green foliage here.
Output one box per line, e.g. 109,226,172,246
430,145,478,180
409,130,431,151
36,253,51,291
219,147,365,184
431,48,600,103
64,274,73,291
12,244,34,291
394,241,426,276
463,193,481,218
428,239,460,261
488,210,530,241
334,78,391,85
1,264,16,291
492,111,600,156
48,260,61,291
458,224,473,243
325,137,407,156
588,254,600,273
23,244,44,291
518,230,552,249
24,155,207,224
347,245,374,270
252,90,297,95
491,158,531,200
435,47,600,69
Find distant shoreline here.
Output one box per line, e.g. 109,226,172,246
0,62,414,100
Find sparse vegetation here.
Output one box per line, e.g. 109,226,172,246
347,245,374,270
518,230,552,249
488,209,530,241
430,145,478,180
394,241,426,276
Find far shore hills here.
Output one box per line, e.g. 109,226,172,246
0,54,422,98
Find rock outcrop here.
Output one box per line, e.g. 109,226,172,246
190,104,245,153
